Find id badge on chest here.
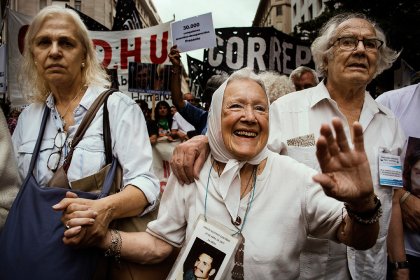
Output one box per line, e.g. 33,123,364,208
167,214,240,280
379,150,403,188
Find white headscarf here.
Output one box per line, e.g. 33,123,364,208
207,68,269,220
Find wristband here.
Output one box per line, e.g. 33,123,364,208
345,195,382,225
391,260,409,270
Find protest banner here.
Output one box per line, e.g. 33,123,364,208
201,26,314,86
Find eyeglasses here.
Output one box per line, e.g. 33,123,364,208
47,130,68,172
335,37,384,52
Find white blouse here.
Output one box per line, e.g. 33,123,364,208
12,86,160,213
147,152,343,279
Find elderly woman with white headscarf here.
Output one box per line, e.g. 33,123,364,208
65,68,381,279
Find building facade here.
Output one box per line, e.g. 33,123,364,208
8,0,161,29
253,0,291,33
253,0,326,34
290,0,324,32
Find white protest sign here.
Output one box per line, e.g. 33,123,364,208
171,13,216,52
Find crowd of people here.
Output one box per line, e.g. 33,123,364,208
0,5,419,280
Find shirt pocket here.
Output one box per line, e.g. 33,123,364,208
286,146,318,170
69,134,106,179
17,139,54,179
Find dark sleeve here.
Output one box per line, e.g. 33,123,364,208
178,102,208,134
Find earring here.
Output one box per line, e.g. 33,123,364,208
34,61,38,65
81,62,85,68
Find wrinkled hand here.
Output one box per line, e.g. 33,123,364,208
53,191,112,247
312,118,374,209
400,193,420,231
170,135,209,185
168,45,181,67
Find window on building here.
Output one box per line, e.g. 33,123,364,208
39,0,47,9
301,15,305,23
75,0,81,10
309,4,313,20
293,4,297,17
300,0,304,9
276,6,282,16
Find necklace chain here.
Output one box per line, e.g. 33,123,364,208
240,165,257,199
57,85,86,127
205,159,258,235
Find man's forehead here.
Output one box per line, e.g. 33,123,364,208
336,18,376,37
199,253,213,262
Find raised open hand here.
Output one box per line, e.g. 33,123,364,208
313,118,374,210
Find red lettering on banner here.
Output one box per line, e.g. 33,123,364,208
150,31,168,64
120,37,141,69
92,39,112,68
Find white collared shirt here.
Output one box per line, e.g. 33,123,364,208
269,81,406,280
12,86,160,214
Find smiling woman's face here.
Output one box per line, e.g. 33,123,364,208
221,78,269,161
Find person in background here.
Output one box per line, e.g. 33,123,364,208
154,100,181,142
172,110,197,141
376,82,420,279
62,68,381,279
0,107,20,230
183,93,195,104
169,13,405,280
289,65,319,91
258,71,295,103
137,99,158,146
170,102,196,140
8,6,159,276
202,74,229,111
376,82,419,139
171,105,177,116
6,108,21,135
398,150,420,279
169,45,228,134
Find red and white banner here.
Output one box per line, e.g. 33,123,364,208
7,9,172,106
91,22,172,93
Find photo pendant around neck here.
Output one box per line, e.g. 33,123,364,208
166,215,240,280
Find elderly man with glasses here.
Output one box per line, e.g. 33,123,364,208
268,13,405,280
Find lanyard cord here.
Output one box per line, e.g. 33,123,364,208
204,160,258,236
